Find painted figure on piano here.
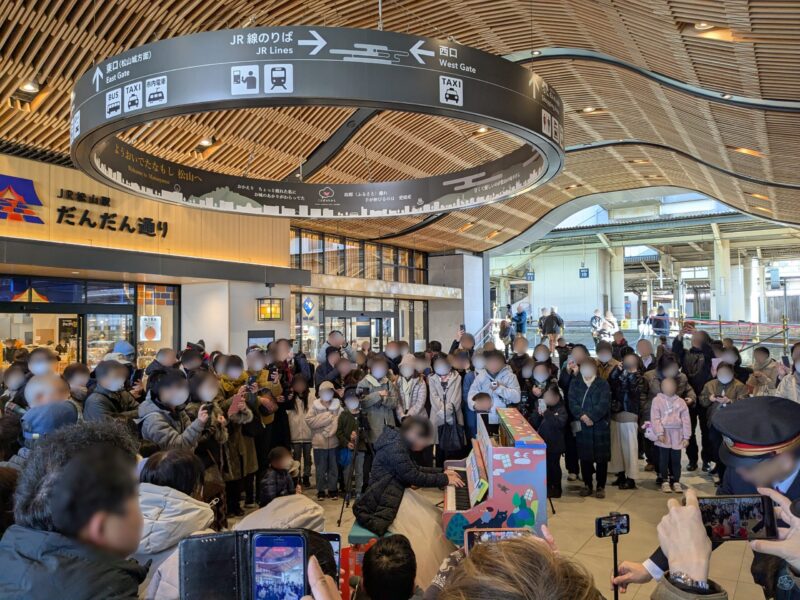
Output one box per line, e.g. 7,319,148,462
442,407,548,545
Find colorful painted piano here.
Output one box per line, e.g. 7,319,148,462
442,407,547,544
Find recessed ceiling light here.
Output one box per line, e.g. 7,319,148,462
727,145,766,158
721,93,733,100
19,80,40,93
747,192,769,201
694,22,715,31
486,230,500,240
753,206,773,214
564,184,582,190
71,271,80,275
531,50,541,56
629,159,650,165
581,106,597,113
476,126,488,133
198,136,215,147
458,222,475,233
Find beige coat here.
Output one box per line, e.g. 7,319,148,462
429,371,463,444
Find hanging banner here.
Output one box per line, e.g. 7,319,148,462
70,27,564,218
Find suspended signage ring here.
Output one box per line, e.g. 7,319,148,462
70,27,564,218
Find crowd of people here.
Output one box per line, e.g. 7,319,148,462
0,321,797,599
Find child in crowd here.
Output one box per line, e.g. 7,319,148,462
258,446,299,507
650,376,691,493
286,374,313,487
529,382,567,498
470,392,499,436
336,386,368,500
305,381,342,500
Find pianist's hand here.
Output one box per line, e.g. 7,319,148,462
446,470,466,488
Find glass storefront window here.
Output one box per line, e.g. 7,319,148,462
381,246,396,282
364,297,382,312
398,249,411,283
136,284,177,367
325,295,345,311
30,278,84,303
86,281,135,304
300,230,323,274
346,296,364,311
345,238,362,278
290,228,301,269
398,300,411,343
0,277,30,302
325,234,345,276
86,314,134,369
364,243,379,279
414,252,427,284
414,301,427,352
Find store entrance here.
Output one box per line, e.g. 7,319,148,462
323,312,395,353
0,311,135,370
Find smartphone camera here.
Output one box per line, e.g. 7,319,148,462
697,495,778,541
252,532,307,600
595,513,630,538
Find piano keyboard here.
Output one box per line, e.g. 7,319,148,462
445,468,471,511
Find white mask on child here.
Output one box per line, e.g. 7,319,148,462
320,391,334,402
718,373,733,385
521,367,533,379
597,352,612,363
372,368,387,379
434,364,451,377
345,400,360,411
533,371,548,383
534,352,549,362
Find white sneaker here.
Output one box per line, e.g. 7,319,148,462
672,482,683,493
567,473,577,482
661,482,672,493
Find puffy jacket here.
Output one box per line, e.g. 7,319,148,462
643,370,696,423
286,392,312,443
0,524,147,599
258,467,296,507
305,399,341,450
428,371,463,444
84,385,139,422
466,365,521,424
136,399,204,450
396,376,428,422
672,336,714,395
699,378,749,421
353,427,448,536
357,374,399,444
528,399,567,455
567,376,611,463
132,483,213,597
609,369,645,420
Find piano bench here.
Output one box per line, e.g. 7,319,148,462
348,522,392,545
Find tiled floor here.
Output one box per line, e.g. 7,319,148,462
281,460,764,600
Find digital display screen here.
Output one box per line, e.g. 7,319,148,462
698,496,777,541
252,534,305,600
322,533,340,583
464,528,531,552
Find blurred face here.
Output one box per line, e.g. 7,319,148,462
31,380,71,407
3,369,25,391
100,367,127,392
636,340,653,357
157,349,177,367
356,351,367,367
246,353,266,371
68,372,90,389
597,348,612,363
85,496,144,557
721,351,737,365
543,389,560,406
28,354,55,376
533,345,549,362
513,339,528,355
623,357,639,372
291,379,308,395
330,333,343,347
319,387,335,403
274,340,291,362
613,332,623,342
385,343,400,360
226,363,243,379
461,336,474,350
371,362,388,379
486,356,504,375
737,453,797,488
160,382,190,409
337,360,353,376
403,424,429,452
533,367,548,383
473,395,492,412
661,378,677,396
400,364,415,379
580,362,596,379
754,350,769,365
197,379,220,403
434,360,450,377
717,367,734,385
571,348,588,364
327,352,341,368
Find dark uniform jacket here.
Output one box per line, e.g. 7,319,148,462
0,525,146,599
567,376,611,463
353,427,447,536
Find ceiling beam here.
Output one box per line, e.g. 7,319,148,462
710,223,722,243
688,241,706,253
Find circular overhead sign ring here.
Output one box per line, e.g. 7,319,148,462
70,27,564,218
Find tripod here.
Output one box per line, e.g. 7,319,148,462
337,411,372,528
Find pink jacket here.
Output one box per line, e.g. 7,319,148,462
650,393,691,450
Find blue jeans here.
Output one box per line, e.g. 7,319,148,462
342,450,365,498
313,448,338,494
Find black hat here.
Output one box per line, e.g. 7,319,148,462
325,346,341,358
713,396,800,468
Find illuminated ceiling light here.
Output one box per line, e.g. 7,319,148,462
486,230,501,240
628,159,650,164
727,145,766,158
721,93,733,100
753,206,773,214
694,22,715,31
747,192,769,201
581,106,597,113
19,80,40,93
198,136,215,147
564,183,582,190
458,221,476,233
531,50,541,56
476,126,488,133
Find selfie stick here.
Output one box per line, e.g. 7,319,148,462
611,511,620,600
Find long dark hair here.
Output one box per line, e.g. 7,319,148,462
289,374,309,411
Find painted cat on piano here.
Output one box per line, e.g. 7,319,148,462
442,407,548,545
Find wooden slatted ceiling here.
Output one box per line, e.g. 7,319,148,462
0,0,798,253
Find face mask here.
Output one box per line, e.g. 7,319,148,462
718,373,733,385
580,366,596,378
533,371,548,383
597,352,612,363
372,368,387,379
346,400,360,411
227,368,243,379
722,354,736,365
249,360,265,371
664,368,679,378
385,349,399,360
105,378,126,392
400,367,415,379
534,352,549,362
71,377,90,388
28,361,52,376
624,364,638,372
163,387,190,408
472,358,486,370
199,386,219,403
434,364,450,377
521,367,533,379
320,391,334,402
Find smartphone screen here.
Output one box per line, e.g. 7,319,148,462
464,528,531,553
595,514,630,538
252,533,306,600
321,533,341,583
697,495,777,541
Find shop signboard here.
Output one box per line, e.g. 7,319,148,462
139,315,162,342
70,27,564,218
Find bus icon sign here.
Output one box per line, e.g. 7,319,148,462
265,64,293,94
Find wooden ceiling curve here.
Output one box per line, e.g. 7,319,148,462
0,0,798,253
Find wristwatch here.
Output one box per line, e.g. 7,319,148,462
669,571,710,592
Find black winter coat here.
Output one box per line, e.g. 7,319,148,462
528,399,567,455
671,336,714,395
258,467,296,507
0,525,146,599
609,369,645,417
567,377,611,463
353,427,448,536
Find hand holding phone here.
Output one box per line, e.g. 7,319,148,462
252,532,307,600
696,494,778,541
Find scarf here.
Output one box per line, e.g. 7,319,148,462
399,376,415,411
